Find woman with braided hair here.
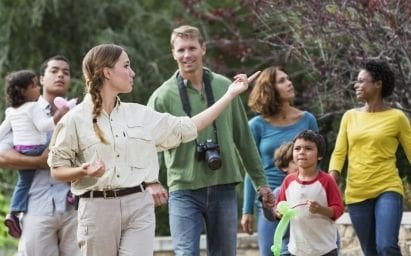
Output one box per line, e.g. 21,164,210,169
47,43,257,255
329,59,411,256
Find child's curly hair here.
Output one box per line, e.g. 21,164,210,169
293,130,326,160
274,141,294,169
5,70,36,108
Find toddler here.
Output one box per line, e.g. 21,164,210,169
0,70,68,238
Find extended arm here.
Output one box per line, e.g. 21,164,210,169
191,72,259,132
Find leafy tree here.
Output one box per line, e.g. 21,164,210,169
180,0,411,170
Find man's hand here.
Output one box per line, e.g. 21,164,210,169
0,148,48,170
145,183,168,207
39,148,50,167
240,214,253,235
258,186,275,208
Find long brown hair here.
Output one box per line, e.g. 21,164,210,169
82,44,123,143
248,66,285,117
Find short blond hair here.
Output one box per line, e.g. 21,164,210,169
170,25,204,49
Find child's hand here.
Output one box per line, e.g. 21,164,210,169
307,200,322,214
274,209,282,219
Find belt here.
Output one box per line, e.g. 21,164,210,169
79,184,145,199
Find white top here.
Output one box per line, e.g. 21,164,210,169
0,96,55,146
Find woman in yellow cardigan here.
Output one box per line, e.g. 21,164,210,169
329,59,411,256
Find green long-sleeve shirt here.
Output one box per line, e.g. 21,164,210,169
147,69,267,192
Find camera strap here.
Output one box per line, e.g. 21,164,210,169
176,69,219,144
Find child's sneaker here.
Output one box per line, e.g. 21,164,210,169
67,191,76,205
4,213,21,238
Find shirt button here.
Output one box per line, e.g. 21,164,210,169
115,135,119,138
117,154,120,157
117,175,120,178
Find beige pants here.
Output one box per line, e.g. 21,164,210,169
17,208,80,256
77,190,155,256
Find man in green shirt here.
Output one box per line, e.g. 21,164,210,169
148,25,273,256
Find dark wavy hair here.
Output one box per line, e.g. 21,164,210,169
363,60,395,98
5,70,37,108
293,130,326,160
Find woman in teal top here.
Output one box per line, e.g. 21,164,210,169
241,66,318,256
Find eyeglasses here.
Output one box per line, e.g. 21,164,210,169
353,79,374,84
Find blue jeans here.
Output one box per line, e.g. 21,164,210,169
169,184,237,256
10,144,47,212
348,191,403,256
257,203,290,256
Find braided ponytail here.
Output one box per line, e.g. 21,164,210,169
82,44,124,144
89,80,107,144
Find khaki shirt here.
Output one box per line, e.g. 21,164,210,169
48,94,197,195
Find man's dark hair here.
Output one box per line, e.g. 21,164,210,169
364,59,395,98
39,55,70,76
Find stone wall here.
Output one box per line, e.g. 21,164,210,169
337,212,411,256
154,212,411,256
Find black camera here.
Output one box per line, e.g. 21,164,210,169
195,139,222,170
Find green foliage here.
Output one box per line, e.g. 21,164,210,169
0,170,18,250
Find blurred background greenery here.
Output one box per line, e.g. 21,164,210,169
0,0,410,250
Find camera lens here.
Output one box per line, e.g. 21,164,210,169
205,150,222,170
